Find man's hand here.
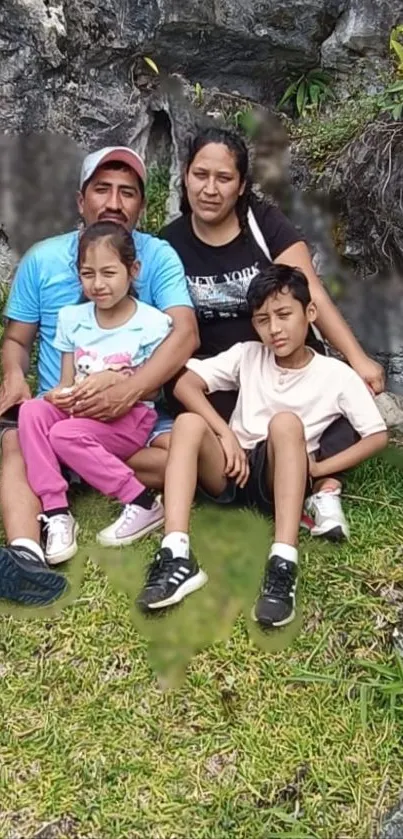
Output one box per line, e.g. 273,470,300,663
352,354,385,395
73,370,121,401
73,378,139,421
0,374,31,416
218,430,250,487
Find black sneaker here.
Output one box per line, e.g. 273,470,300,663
136,547,208,611
252,556,298,628
0,545,68,606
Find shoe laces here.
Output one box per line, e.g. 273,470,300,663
311,491,340,516
122,504,140,523
263,558,294,601
146,547,180,587
38,513,70,543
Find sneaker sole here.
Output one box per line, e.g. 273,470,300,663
46,524,79,566
145,569,208,610
0,550,68,606
96,515,164,547
251,604,296,628
311,524,348,542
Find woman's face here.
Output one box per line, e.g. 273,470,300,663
184,143,245,226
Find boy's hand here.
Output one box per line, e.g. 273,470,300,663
219,430,250,488
308,454,321,479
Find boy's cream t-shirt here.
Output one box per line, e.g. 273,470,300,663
186,342,386,453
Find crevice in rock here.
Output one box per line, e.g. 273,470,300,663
43,0,52,19
145,108,172,171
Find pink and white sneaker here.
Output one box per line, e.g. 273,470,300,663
96,500,165,547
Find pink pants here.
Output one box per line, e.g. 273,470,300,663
18,399,157,511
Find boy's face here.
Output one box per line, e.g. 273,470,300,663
251,287,316,358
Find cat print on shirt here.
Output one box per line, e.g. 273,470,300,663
74,348,134,382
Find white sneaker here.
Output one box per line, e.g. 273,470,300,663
304,488,349,542
39,512,79,565
96,499,165,547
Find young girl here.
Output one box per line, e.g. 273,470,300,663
18,221,171,565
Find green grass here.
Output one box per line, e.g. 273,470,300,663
290,96,380,167
0,453,403,838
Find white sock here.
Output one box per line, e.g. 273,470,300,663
270,542,298,564
10,538,45,562
162,532,190,559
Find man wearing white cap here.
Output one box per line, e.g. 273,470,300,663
0,146,199,606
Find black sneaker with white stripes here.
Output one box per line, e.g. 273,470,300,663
252,555,298,628
136,547,208,612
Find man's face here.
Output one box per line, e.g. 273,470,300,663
77,165,144,231
251,287,316,358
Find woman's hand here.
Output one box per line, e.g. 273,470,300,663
351,354,385,395
218,430,250,487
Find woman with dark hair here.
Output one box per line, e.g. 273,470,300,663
158,126,385,541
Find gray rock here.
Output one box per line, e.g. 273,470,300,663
318,120,403,276
375,392,403,430
0,242,17,288
322,0,402,70
379,799,403,839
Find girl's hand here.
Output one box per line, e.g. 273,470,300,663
44,386,76,411
73,370,121,400
218,430,250,488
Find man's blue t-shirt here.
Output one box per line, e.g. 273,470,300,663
5,229,193,394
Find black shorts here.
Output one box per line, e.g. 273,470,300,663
198,440,312,517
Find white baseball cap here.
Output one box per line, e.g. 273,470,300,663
79,146,147,190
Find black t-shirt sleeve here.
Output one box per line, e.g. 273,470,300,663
252,201,303,260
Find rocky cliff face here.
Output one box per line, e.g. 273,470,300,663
2,0,401,141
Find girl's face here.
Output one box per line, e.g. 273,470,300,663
184,143,245,226
79,239,139,309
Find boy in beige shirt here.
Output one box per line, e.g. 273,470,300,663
137,265,388,629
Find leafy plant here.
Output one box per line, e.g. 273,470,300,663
378,24,403,120
290,96,380,164
194,81,204,106
390,24,403,74
143,56,159,75
231,106,258,138
139,164,170,235
379,79,403,120
278,69,334,117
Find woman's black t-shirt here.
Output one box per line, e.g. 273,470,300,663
160,199,301,357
